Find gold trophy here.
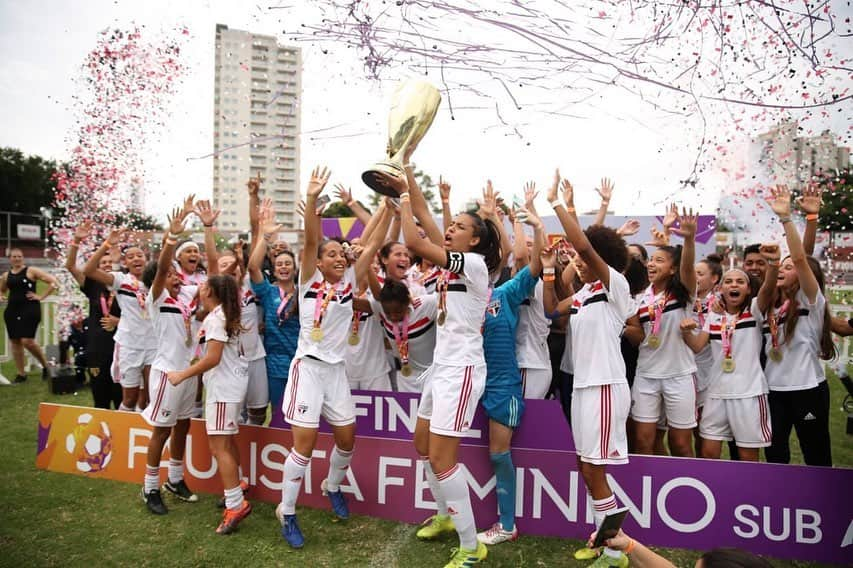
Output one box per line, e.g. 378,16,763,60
362,79,442,196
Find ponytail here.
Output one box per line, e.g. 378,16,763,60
206,274,243,338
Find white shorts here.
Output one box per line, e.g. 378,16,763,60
112,343,156,388
700,395,772,448
631,374,697,429
417,362,486,437
282,357,356,428
521,367,551,399
142,368,198,428
349,372,392,391
245,358,269,409
206,401,241,435
571,383,630,465
696,387,709,409
395,366,427,394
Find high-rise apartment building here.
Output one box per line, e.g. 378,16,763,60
213,24,301,233
757,121,850,188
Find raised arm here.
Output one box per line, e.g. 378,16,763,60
83,229,126,287
592,177,614,226
152,207,187,299
354,202,391,285
550,171,613,288
301,166,332,285
247,175,261,249
541,246,574,316
334,184,371,227
404,165,444,246
546,169,577,223
756,243,781,313
389,174,449,268
249,200,281,284
439,176,453,232
512,216,529,273
796,182,822,257
194,199,221,277
771,185,819,302
671,207,698,297
477,181,511,274
519,206,545,277
64,221,93,287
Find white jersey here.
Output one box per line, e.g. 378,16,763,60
516,280,551,370
345,292,391,380
763,289,827,391
200,305,248,403
148,287,197,371
407,264,442,296
434,252,489,366
636,285,697,378
692,292,715,392
294,267,356,364
701,298,768,399
239,276,266,361
177,282,202,350
570,268,633,388
110,271,155,350
376,294,438,371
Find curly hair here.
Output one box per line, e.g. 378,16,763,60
585,224,628,272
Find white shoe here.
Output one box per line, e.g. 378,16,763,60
477,522,518,545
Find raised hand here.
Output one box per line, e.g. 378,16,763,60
247,174,262,195
439,176,451,201
334,183,353,205
194,200,221,227
376,172,408,196
662,203,678,231
306,165,331,198
561,179,575,208
759,242,781,263
523,181,538,213
671,207,698,239
769,184,792,217
180,194,196,220
540,246,557,269
596,177,614,203
546,168,560,203
616,219,640,237
796,182,822,215
478,180,499,218
645,225,670,247
73,220,92,242
519,206,543,230
106,228,126,247
167,206,186,236
259,200,282,236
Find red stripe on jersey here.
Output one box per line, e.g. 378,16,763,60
589,282,604,293
150,371,168,420
759,395,772,443
454,366,473,431
286,360,300,420
412,297,422,308
600,385,611,460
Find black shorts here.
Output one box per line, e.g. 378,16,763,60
4,301,41,339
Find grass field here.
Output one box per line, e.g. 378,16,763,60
0,360,849,568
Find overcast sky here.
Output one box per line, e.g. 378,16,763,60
1,0,849,228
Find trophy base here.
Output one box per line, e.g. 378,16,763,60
362,162,406,197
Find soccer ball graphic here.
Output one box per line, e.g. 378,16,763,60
64,414,113,473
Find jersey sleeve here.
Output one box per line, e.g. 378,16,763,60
204,310,229,343
415,293,439,320
250,278,273,309
606,267,633,321
499,266,537,309
108,271,125,292
749,297,765,325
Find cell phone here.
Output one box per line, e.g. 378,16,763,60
592,507,629,548
512,195,524,210
315,195,331,209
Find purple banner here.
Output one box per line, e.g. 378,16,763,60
271,390,853,564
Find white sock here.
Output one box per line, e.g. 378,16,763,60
144,465,159,493
421,456,448,516
325,446,354,492
592,495,621,557
224,485,245,510
280,449,310,515
438,464,477,550
118,403,134,412
168,459,183,484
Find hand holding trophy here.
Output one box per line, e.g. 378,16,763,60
362,79,442,196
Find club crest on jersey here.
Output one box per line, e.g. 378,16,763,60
486,299,501,317
161,410,172,418
297,403,308,415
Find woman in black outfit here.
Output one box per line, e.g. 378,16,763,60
1,248,58,382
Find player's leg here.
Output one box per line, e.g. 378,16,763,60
477,417,519,545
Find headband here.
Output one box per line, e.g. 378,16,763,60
175,241,199,257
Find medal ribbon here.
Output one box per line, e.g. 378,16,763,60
392,312,410,366
174,297,193,344
647,287,668,336
350,291,367,337
436,270,448,318
721,313,737,359
99,292,114,316
768,299,790,351
276,286,294,325
313,280,340,331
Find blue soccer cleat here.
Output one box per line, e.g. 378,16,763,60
321,478,350,520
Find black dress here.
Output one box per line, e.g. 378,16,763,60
4,266,41,339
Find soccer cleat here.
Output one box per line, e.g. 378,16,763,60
217,479,249,508
13,375,27,384
162,479,199,502
280,513,305,549
321,478,349,520
416,514,455,540
141,488,168,515
216,500,252,535
574,547,601,561
588,552,629,568
443,542,488,567
477,522,518,545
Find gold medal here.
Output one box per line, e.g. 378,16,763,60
437,311,446,326
722,357,736,373
310,327,324,342
185,337,192,347
348,333,360,346
647,334,661,349
401,364,412,377
768,347,783,362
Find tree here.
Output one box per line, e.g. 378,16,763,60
368,169,442,214
813,169,851,232
113,209,162,231
0,147,58,213
321,200,370,218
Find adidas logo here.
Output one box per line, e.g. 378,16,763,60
803,412,816,421
610,450,621,457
